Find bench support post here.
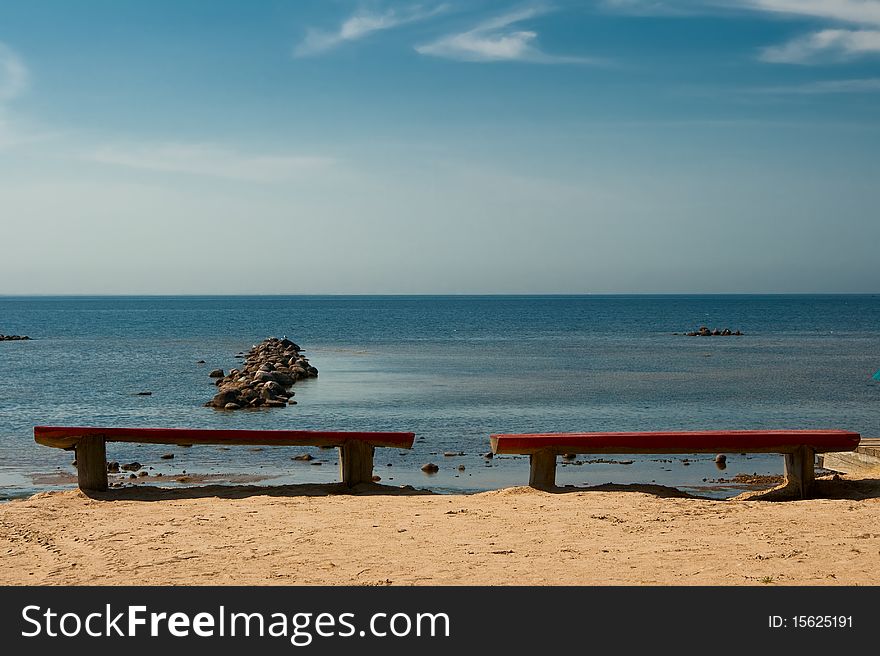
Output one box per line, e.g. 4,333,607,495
76,435,108,492
340,440,374,488
784,446,815,499
529,449,557,491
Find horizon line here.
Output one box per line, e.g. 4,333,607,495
1,292,878,298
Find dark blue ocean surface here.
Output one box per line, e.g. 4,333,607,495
1,295,878,499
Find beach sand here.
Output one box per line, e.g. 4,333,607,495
1,475,878,586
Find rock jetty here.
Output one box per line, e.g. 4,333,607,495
205,337,318,410
0,334,31,341
684,326,742,337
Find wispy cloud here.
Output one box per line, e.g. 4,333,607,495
601,1,880,63
0,42,28,102
746,0,880,63
294,4,448,58
0,42,39,151
760,28,880,63
415,4,601,63
84,142,335,182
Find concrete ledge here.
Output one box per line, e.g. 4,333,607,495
819,438,880,476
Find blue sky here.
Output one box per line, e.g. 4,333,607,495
1,0,878,294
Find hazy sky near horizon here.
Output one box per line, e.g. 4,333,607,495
1,0,879,294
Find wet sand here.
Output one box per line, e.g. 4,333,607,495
1,475,878,586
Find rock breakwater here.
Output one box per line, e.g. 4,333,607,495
684,326,742,337
206,337,318,410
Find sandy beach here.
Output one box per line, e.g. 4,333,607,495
2,474,878,586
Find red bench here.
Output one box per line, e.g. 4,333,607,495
489,429,861,498
34,426,415,492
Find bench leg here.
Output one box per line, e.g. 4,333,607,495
339,440,375,488
784,446,815,499
76,435,108,492
529,449,557,491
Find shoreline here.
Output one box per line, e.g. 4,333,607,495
4,459,790,503
2,474,878,586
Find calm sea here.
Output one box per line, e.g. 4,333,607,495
1,295,878,500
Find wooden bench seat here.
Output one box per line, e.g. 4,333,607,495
34,426,415,492
490,429,861,498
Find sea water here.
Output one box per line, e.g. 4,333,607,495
1,295,878,499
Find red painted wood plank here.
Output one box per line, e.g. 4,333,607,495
34,426,415,450
490,429,860,455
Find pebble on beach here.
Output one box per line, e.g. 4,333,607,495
205,337,318,410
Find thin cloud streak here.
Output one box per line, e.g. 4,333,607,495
294,4,448,57
745,0,880,27
606,0,880,24
599,0,713,16
84,142,335,182
746,77,880,93
415,5,602,64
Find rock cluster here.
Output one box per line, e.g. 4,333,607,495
0,334,31,341
685,326,742,337
205,337,318,410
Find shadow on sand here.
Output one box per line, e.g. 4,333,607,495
80,481,434,502
549,482,703,499
529,474,880,502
